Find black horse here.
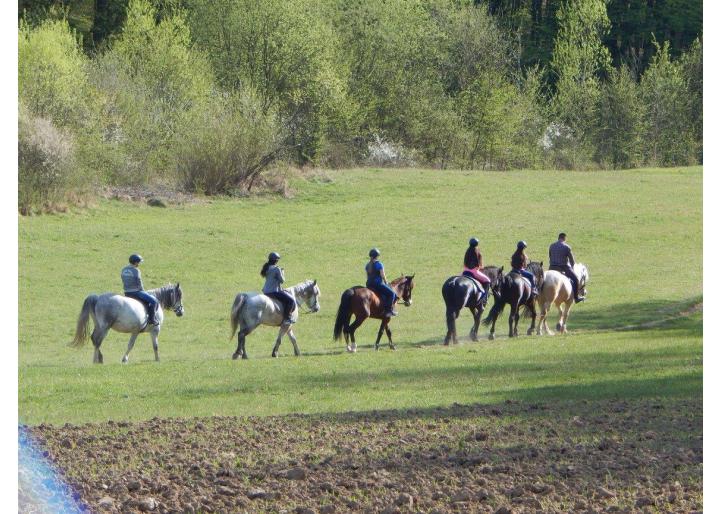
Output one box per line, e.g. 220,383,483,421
483,261,544,339
441,266,504,345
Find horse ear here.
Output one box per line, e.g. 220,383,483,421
499,266,504,273
410,274,415,280
540,261,543,267
176,282,180,288
312,279,317,286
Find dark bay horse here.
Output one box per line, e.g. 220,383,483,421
483,261,544,339
441,265,504,345
333,275,415,352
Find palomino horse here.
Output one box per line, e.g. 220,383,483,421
333,275,415,352
483,262,544,339
71,283,184,363
441,266,504,345
536,263,589,335
230,280,320,359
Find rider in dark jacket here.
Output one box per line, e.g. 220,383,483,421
511,241,539,297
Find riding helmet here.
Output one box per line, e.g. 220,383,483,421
369,248,380,258
517,240,527,249
268,252,281,262
469,237,479,247
129,254,143,264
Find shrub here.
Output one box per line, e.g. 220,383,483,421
18,103,79,213
365,134,417,167
177,91,283,195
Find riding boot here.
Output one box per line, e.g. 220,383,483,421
386,305,398,317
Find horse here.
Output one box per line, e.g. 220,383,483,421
482,262,544,339
71,283,184,364
230,280,320,360
536,263,589,335
333,275,415,352
441,266,504,345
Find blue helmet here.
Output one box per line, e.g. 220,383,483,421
129,254,143,264
517,241,527,250
268,252,280,262
469,237,479,247
369,248,380,258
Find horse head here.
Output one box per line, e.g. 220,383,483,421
576,263,589,297
392,275,414,306
298,279,321,312
172,283,184,316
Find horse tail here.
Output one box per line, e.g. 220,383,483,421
333,289,354,342
482,295,507,326
229,293,247,339
71,294,98,347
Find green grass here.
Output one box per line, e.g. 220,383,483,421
18,166,703,425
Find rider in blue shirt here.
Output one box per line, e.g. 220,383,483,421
121,254,159,325
366,248,397,317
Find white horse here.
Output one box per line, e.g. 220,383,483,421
535,264,589,335
71,284,184,363
230,280,320,359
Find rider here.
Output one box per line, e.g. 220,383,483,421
548,232,585,302
511,241,539,297
366,248,397,317
121,254,159,325
462,237,491,298
261,252,296,325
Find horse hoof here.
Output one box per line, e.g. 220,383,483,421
390,345,396,351
526,329,533,336
232,353,239,360
488,334,495,341
272,353,278,358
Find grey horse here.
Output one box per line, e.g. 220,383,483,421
230,280,320,359
71,283,184,363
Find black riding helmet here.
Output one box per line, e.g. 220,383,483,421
129,254,143,264
469,237,479,247
268,252,281,262
369,248,380,258
517,241,527,250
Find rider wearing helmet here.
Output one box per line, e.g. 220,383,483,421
366,248,397,317
511,241,539,297
261,252,296,325
548,232,584,302
462,237,491,298
121,254,159,326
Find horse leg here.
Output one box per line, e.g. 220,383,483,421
348,314,367,352
375,319,386,350
233,327,252,360
555,302,565,333
150,328,161,361
508,306,516,338
91,326,109,364
444,308,457,346
469,307,480,342
385,323,395,350
560,301,573,334
287,329,300,357
488,312,497,341
272,324,291,358
121,333,140,363
526,302,537,336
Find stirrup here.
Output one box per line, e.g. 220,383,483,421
283,317,296,325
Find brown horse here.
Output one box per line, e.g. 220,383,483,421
333,275,415,352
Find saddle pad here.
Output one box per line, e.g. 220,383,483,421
460,272,485,291
509,271,531,288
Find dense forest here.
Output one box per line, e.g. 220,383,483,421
18,0,702,212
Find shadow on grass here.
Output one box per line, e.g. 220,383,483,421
557,295,702,333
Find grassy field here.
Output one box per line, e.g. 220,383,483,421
18,167,703,425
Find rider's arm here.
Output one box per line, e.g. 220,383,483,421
136,268,145,291
567,248,576,267
277,266,285,284
477,250,483,269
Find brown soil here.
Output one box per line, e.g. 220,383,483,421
26,398,702,513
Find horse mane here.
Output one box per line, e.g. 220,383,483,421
147,284,178,309
290,280,318,297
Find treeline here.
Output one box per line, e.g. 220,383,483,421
19,0,702,213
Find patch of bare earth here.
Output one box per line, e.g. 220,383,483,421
27,398,701,513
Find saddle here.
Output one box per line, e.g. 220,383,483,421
460,273,487,305
460,272,485,293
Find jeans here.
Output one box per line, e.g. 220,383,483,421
367,281,397,310
512,269,535,287
266,290,296,318
549,264,579,296
125,291,159,321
